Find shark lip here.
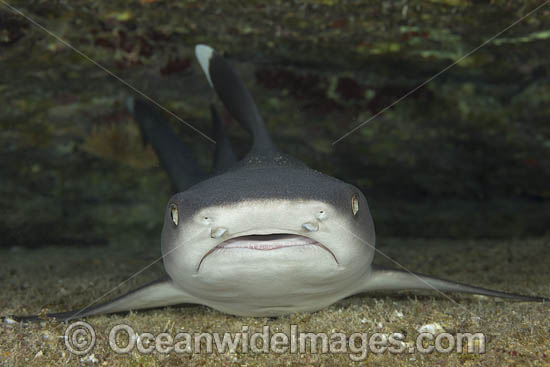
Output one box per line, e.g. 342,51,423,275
197,233,338,271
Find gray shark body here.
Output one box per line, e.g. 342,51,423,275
8,45,548,322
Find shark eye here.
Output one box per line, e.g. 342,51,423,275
170,204,179,226
351,194,359,216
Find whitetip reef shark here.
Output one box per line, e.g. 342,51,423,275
6,44,548,323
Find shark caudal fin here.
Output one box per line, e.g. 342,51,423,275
195,44,276,156
5,276,197,323
127,97,205,192
361,264,549,302
210,104,237,173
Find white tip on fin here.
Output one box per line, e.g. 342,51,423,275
195,44,214,88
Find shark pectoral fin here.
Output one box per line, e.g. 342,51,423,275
7,276,198,323
360,264,549,302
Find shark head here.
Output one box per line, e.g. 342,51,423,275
161,161,375,315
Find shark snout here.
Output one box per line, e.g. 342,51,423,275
210,220,319,239
200,201,330,241
186,202,345,273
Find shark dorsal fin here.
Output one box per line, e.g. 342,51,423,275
195,45,277,156
210,104,237,173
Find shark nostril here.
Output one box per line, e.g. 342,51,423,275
302,222,319,232
211,227,227,238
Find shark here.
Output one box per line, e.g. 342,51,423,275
7,44,548,322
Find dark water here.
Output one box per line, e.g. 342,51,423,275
1,1,549,251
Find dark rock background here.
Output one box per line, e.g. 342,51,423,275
1,0,549,248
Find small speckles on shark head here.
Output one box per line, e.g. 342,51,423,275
239,152,305,169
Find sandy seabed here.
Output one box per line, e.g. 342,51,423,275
1,236,549,366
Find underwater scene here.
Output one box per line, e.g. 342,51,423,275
1,1,549,366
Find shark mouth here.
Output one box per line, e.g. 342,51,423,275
197,234,338,271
